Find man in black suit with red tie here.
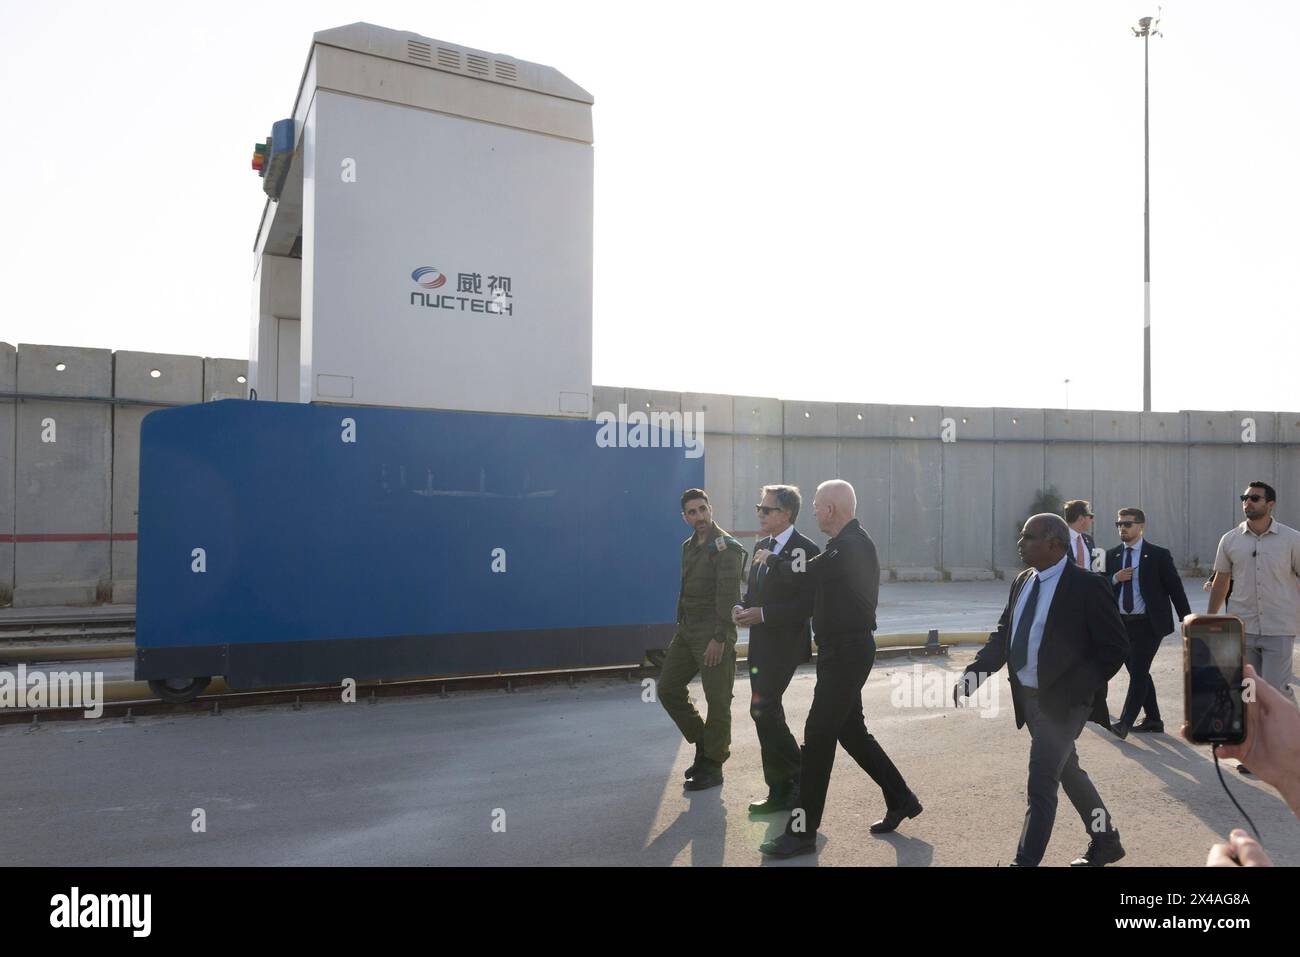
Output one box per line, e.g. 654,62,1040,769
1100,507,1193,738
1064,499,1097,570
954,513,1130,866
732,485,819,814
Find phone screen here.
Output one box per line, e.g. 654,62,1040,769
1185,617,1245,744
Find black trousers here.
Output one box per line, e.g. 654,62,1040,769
787,633,911,835
1117,615,1161,727
1017,689,1114,866
748,642,802,789
1087,684,1111,726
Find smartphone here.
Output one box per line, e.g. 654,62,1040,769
1183,614,1246,745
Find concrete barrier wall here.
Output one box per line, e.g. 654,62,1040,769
0,344,246,607
1138,412,1188,565
942,442,995,579
1,358,1296,605
14,344,114,606
992,409,1044,577
592,388,1300,581
838,437,892,569
732,394,782,540
0,344,14,604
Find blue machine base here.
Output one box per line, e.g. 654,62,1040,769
136,624,672,689
135,400,701,688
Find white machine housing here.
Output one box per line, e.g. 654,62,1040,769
250,23,593,417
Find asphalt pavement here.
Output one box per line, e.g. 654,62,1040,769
2,578,1295,866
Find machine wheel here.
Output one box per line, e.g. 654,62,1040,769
148,676,212,704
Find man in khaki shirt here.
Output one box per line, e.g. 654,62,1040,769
1207,481,1300,706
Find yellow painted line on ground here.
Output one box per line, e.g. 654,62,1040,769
5,629,996,668
0,641,135,662
101,678,232,703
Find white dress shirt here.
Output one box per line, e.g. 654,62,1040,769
1013,554,1069,689
767,524,795,556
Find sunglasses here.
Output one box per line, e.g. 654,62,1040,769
1115,520,1140,528
1240,494,1265,503
755,504,786,515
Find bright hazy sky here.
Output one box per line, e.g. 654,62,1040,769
2,1,1297,413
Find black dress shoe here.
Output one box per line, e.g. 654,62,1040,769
748,785,797,815
1109,722,1130,740
684,761,723,791
1131,718,1164,733
869,793,923,833
759,831,816,858
1069,831,1125,867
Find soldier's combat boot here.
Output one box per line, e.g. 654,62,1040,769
684,758,723,791
683,745,704,781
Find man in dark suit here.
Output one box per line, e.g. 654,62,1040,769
954,513,1130,866
757,480,920,858
1065,498,1115,728
732,485,819,814
1100,507,1193,738
1064,499,1097,570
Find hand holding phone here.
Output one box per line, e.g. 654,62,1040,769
1183,615,1246,745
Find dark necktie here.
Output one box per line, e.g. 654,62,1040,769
1122,547,1135,613
1009,576,1041,675
757,537,775,587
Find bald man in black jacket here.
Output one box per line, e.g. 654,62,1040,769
758,479,920,858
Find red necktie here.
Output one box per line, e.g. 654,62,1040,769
1075,535,1086,567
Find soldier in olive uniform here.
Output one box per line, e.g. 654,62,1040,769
659,488,746,791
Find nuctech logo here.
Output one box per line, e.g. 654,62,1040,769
411,266,447,289
409,266,515,315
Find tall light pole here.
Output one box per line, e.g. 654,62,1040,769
1133,13,1161,412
